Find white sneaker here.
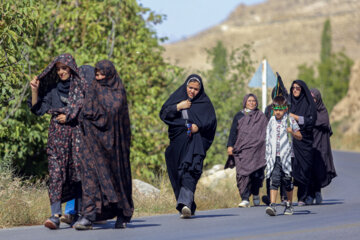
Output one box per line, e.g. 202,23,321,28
180,206,191,219
253,195,260,206
238,200,250,208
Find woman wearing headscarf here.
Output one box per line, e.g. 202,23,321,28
60,64,96,225
289,80,317,205
309,88,337,204
28,53,85,229
230,94,268,208
160,74,217,218
73,60,133,230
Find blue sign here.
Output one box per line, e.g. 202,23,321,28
248,61,277,88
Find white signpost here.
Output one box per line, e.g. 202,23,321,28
248,59,277,112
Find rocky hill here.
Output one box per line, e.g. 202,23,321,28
163,0,360,86
331,60,360,135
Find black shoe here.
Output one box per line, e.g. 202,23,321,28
262,195,270,206
74,217,93,230
44,215,60,230
265,203,277,216
115,216,127,229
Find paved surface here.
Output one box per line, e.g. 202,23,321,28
1,150,359,240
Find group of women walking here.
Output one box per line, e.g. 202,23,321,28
29,54,133,230
28,53,336,230
225,79,337,211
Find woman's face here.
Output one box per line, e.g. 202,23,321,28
95,71,106,81
292,83,302,98
56,62,71,81
186,81,200,99
245,96,257,110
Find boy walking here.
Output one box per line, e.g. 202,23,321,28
265,96,302,216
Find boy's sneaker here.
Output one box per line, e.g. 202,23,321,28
238,200,250,208
253,195,260,206
180,206,191,219
265,203,277,216
284,202,294,215
262,195,270,206
315,192,323,205
44,215,60,230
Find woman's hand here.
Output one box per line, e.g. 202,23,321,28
191,124,199,133
30,76,40,93
289,113,299,121
227,146,233,155
177,100,191,111
56,114,66,124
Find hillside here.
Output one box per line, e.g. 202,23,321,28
331,60,360,135
163,0,360,86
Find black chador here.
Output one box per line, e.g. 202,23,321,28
160,74,217,216
289,80,317,202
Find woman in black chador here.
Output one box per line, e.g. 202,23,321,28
160,74,217,218
289,80,317,205
73,60,133,230
28,54,85,229
308,88,337,204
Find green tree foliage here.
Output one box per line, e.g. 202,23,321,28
203,41,255,167
297,19,353,113
0,0,182,180
0,0,48,175
320,19,332,63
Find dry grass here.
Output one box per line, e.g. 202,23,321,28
1,170,294,228
0,171,50,228
331,133,360,152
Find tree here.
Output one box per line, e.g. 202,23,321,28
297,19,353,113
203,41,255,167
0,0,183,180
0,0,48,174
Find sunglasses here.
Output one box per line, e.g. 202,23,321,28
293,86,301,91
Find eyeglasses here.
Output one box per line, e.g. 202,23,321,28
293,86,301,91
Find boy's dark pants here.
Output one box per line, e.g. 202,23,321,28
269,157,293,196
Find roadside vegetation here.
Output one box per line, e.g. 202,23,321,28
0,2,356,229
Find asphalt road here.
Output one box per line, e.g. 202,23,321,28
1,150,359,240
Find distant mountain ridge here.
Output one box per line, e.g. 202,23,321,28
163,0,360,86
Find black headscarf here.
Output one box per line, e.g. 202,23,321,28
290,80,317,134
160,74,217,150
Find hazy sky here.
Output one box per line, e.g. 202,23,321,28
137,0,265,43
